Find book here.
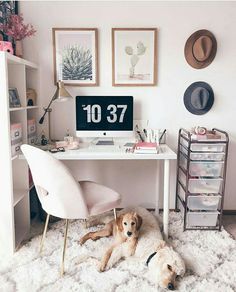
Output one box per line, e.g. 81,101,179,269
134,149,158,154
133,142,158,154
135,142,158,150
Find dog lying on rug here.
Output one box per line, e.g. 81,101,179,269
80,211,142,272
79,207,185,290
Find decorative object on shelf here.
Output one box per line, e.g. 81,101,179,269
52,28,98,86
40,131,48,146
0,13,36,58
112,28,157,86
176,128,229,231
183,81,214,115
0,1,18,41
39,81,72,143
184,29,217,69
0,41,13,54
26,88,37,106
9,87,21,107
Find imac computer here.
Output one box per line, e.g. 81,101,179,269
76,96,133,141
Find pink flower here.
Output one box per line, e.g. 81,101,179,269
0,14,36,41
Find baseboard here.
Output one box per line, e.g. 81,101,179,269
223,210,236,215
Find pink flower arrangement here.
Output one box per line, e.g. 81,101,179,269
0,14,36,41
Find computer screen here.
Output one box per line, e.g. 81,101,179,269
76,96,133,137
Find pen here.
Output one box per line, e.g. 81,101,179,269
135,125,144,142
143,128,147,138
159,129,166,144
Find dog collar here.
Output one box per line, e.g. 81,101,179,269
146,251,157,266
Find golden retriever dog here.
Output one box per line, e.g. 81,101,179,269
81,207,185,290
79,212,142,272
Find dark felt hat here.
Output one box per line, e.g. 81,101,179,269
184,29,217,69
184,82,214,115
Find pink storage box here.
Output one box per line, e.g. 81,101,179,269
11,141,22,157
28,133,37,145
10,123,22,144
27,119,36,135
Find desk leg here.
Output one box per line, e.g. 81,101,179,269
163,159,170,240
155,161,159,216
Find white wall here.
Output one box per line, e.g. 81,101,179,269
20,1,236,210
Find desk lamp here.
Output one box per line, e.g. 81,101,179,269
39,81,72,142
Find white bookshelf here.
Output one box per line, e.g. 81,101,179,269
0,52,39,254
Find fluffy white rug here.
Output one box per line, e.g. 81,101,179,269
0,211,236,292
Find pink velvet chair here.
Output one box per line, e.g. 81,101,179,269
21,144,121,275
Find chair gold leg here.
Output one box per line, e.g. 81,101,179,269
61,219,69,276
113,208,117,220
39,213,50,254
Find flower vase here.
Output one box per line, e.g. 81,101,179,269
15,40,23,58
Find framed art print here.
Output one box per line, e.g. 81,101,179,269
9,87,21,108
112,28,157,86
52,28,98,86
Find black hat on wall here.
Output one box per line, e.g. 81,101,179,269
184,81,214,115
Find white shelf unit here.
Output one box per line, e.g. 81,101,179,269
0,52,39,254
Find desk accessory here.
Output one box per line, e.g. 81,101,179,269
39,81,72,143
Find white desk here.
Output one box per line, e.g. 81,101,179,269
52,144,177,239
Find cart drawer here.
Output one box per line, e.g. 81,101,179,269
180,154,224,177
181,139,225,152
187,195,221,211
179,170,222,193
180,146,225,161
187,211,219,227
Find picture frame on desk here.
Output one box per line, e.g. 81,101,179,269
52,28,99,86
9,87,21,108
112,28,157,86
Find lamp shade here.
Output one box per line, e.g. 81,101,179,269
53,81,72,102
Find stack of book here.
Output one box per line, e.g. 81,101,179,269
133,142,159,154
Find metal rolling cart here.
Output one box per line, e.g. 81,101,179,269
175,128,229,231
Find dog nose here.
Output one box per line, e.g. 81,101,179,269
167,283,174,290
127,231,132,237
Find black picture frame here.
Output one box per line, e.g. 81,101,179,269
0,1,18,41
9,87,21,108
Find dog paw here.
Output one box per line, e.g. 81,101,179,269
98,264,106,272
78,239,85,246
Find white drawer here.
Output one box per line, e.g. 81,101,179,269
187,211,219,227
179,170,222,193
187,195,221,211
181,139,225,152
180,154,223,177
180,146,225,161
